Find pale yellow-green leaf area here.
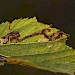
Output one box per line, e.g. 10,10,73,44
0,21,10,37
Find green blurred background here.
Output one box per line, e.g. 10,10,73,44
0,0,75,75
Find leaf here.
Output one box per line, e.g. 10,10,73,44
0,21,10,37
11,17,50,39
0,17,75,75
0,39,69,56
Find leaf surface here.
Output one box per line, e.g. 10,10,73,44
0,17,75,75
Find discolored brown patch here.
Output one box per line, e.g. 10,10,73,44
2,31,20,44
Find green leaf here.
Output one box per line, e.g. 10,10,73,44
0,39,69,56
0,17,75,75
0,21,10,37
11,17,50,39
